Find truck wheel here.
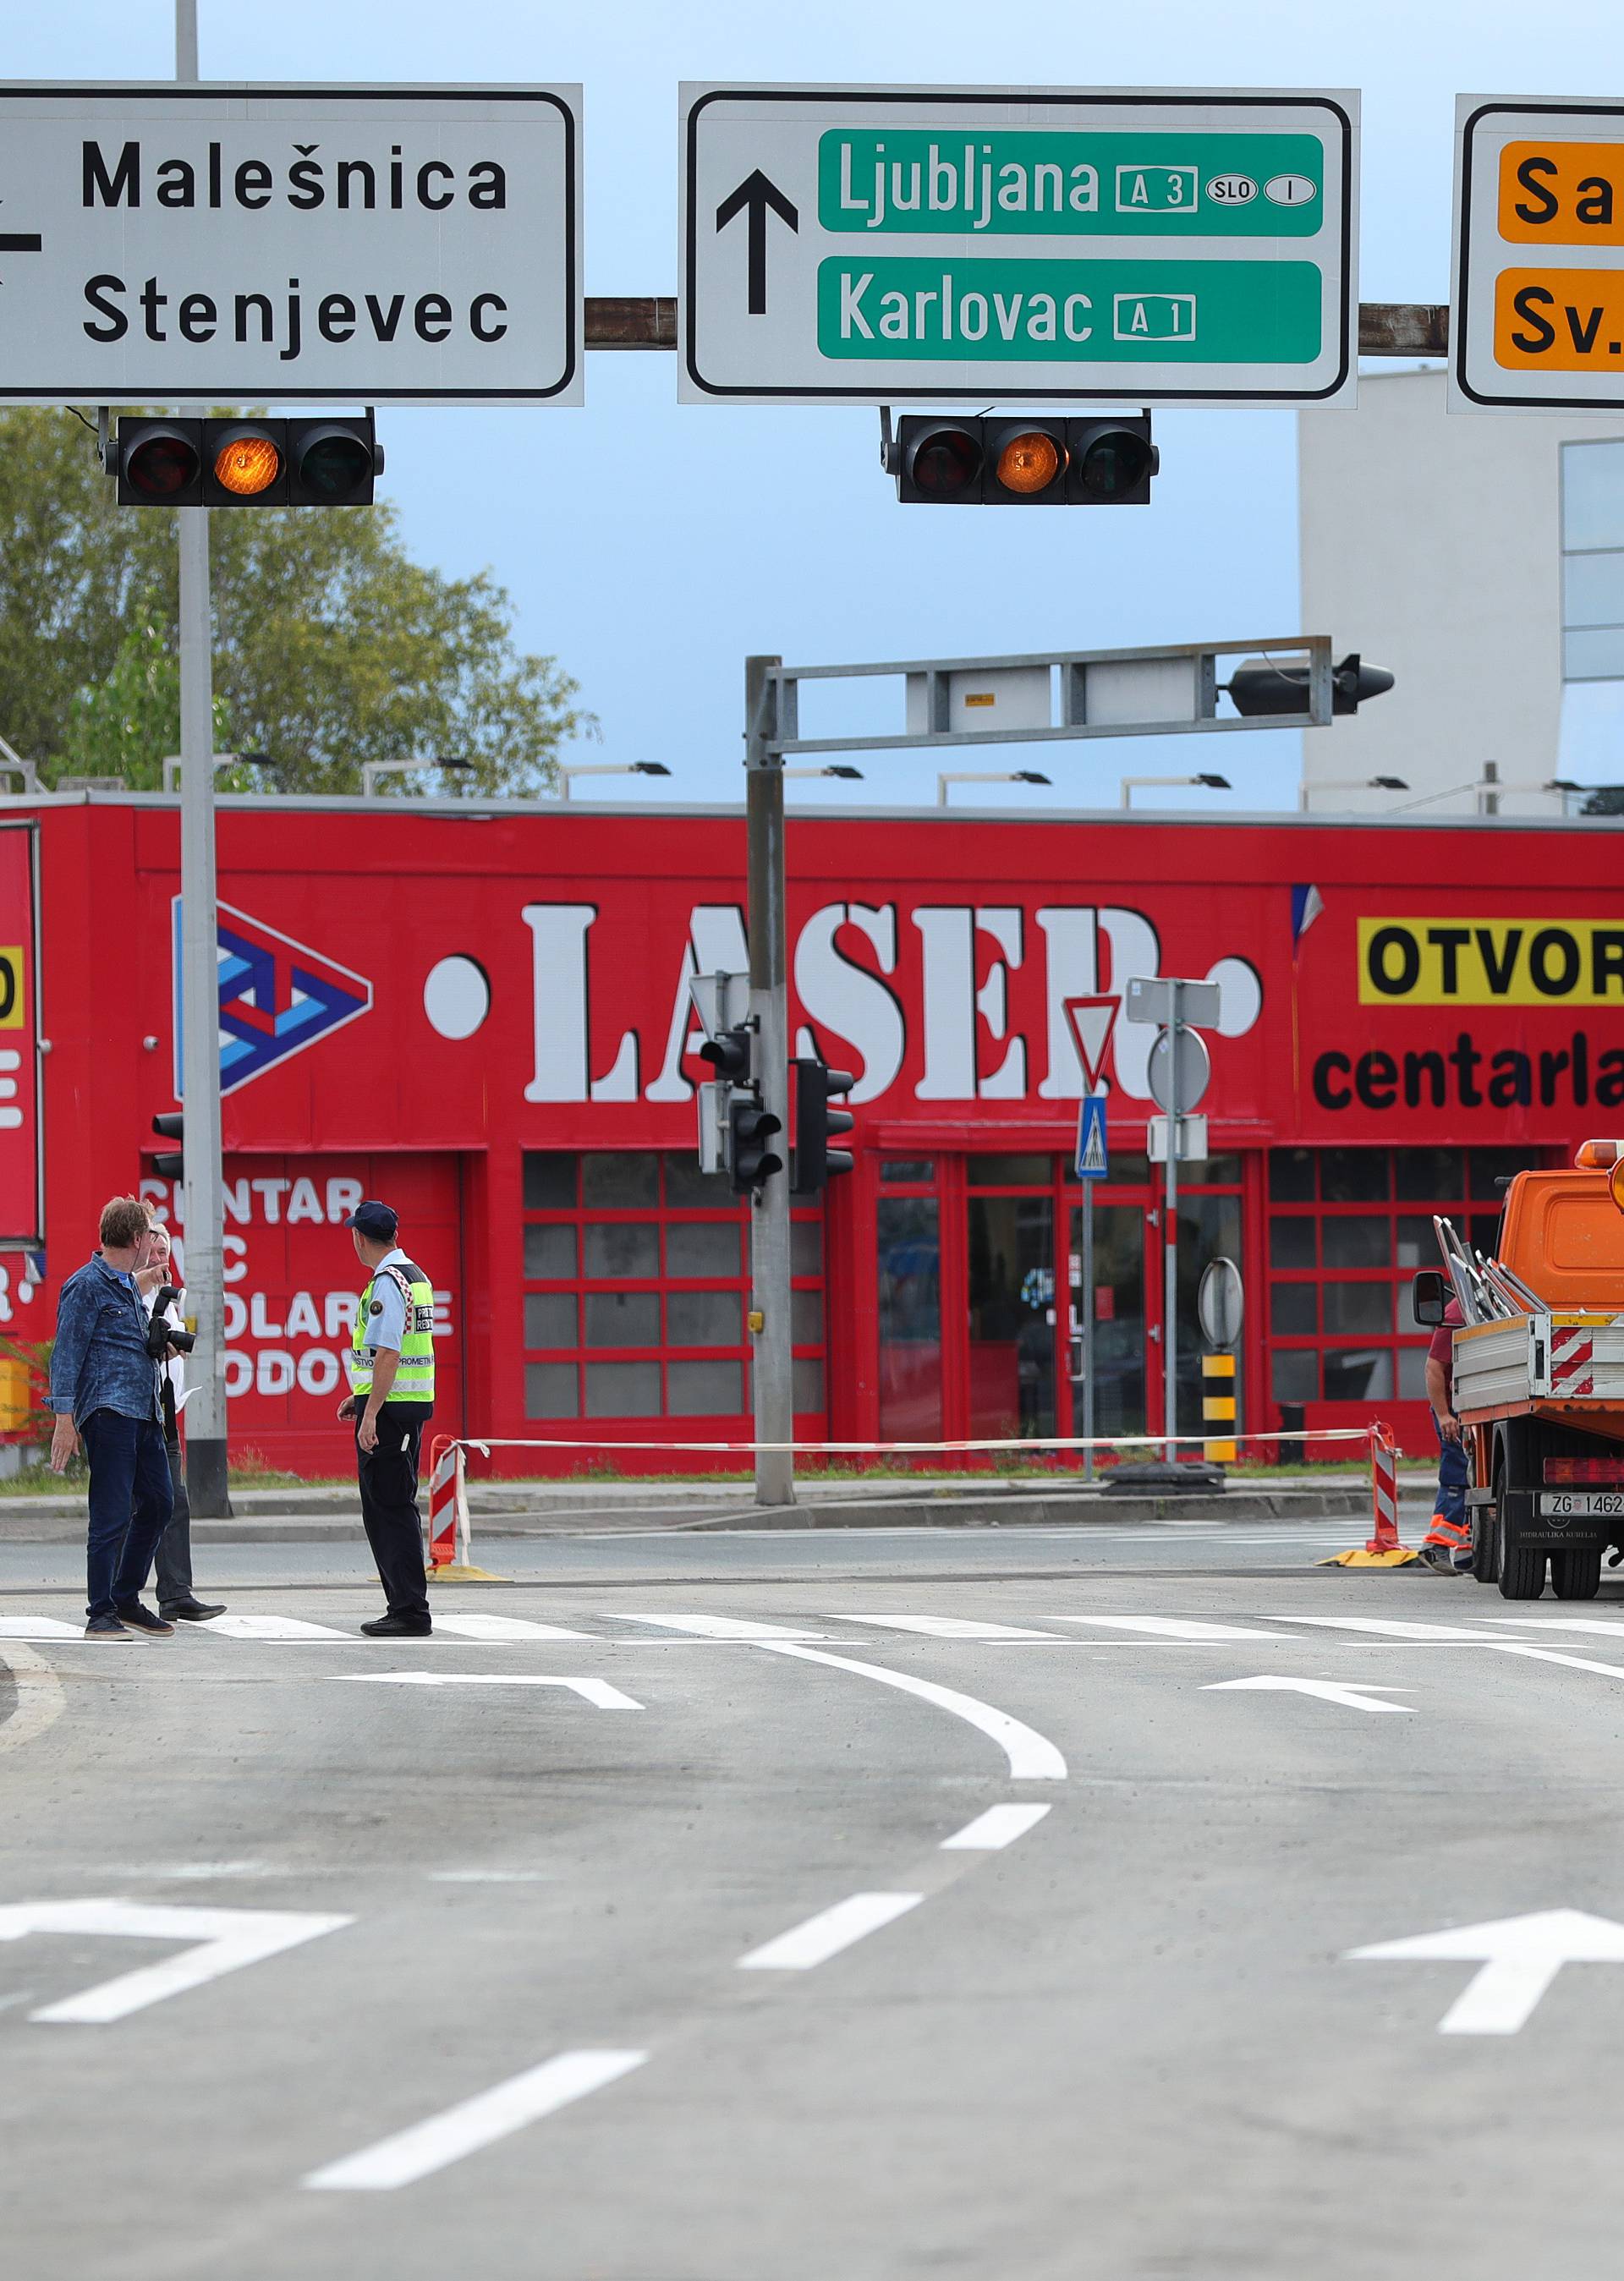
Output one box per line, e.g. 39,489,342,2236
1550,1546,1602,1599
1495,1460,1546,1599
1471,1495,1499,1583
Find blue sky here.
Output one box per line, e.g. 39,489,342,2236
9,3,1624,809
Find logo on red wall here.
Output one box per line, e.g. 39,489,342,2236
172,899,373,1097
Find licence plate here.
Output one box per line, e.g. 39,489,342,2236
1539,1491,1624,1518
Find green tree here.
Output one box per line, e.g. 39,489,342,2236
0,408,590,795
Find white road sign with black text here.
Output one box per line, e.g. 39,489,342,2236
0,83,581,404
681,82,1358,405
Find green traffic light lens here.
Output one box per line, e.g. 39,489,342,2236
299,432,372,502
126,433,200,498
1077,430,1155,499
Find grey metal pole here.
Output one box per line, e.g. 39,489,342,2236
173,0,229,1514
1163,983,1179,1464
745,655,795,1511
1080,1174,1095,1481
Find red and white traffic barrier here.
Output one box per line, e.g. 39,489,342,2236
1550,1326,1596,1397
426,1434,469,1572
1318,1423,1416,1568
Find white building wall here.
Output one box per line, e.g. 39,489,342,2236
1297,368,1624,816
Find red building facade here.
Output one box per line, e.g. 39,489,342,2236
8,793,1623,1472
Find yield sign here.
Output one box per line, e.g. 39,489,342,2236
1347,1908,1624,2035
1063,995,1118,1094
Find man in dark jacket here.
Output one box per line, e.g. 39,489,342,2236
47,1194,182,1639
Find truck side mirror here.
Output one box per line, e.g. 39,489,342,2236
1411,1269,1448,1328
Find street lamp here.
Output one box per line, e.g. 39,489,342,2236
936,769,1051,807
162,750,272,792
1120,773,1231,809
784,765,864,781
557,761,672,801
1298,774,1408,810
360,755,476,798
1392,776,1578,815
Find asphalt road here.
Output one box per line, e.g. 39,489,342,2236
6,1504,1624,2279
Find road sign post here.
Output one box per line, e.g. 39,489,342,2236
683,84,1357,405
746,656,796,1514
1127,974,1219,1461
1452,96,1624,412
1064,995,1116,1484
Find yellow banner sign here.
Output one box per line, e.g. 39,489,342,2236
1358,918,1624,1005
1494,266,1624,370
1498,141,1624,245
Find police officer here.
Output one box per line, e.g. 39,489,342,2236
337,1199,436,1637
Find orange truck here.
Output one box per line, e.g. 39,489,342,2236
1413,1141,1624,1601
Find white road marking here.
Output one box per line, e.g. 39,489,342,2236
196,1614,357,1642
304,2049,648,2190
1204,1675,1415,1714
427,1613,591,1642
819,1613,1064,1641
1484,1642,1624,1682
1051,1615,1291,1642
0,1643,64,1757
333,1675,642,1707
738,1891,924,1971
0,1616,86,1640
940,1803,1053,1850
754,1642,1067,1780
1348,1909,1624,2034
0,1898,352,2024
1484,1619,1624,1640
601,1611,832,1641
1267,1615,1487,1642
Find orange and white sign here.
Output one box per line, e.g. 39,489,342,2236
1454,96,1624,409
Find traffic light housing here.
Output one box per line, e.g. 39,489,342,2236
699,1024,753,1087
110,414,383,507
729,1099,783,1195
893,414,1157,505
151,1112,184,1181
1226,650,1396,718
793,1058,855,1193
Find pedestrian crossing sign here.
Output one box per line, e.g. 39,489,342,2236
1075,1094,1109,1181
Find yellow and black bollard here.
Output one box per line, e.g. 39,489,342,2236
1201,1351,1237,1463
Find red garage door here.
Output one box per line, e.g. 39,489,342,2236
142,1153,464,1477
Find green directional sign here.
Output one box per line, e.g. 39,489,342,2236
682,85,1358,406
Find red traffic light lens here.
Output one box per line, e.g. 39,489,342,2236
298,430,372,502
911,426,981,498
995,430,1066,496
1076,429,1155,499
125,432,200,499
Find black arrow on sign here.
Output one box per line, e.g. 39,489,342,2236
715,171,798,317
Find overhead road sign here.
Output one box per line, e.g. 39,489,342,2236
681,83,1358,405
0,83,581,405
1452,96,1624,412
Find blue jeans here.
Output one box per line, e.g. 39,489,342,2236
80,1410,174,1621
1433,1413,1468,1533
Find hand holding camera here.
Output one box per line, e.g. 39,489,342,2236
145,1283,197,1361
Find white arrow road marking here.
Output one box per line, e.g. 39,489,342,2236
1348,1909,1624,2033
820,1614,1064,1640
0,1898,352,2024
1204,1675,1415,1714
304,2049,648,2191
602,1612,832,1641
1051,1615,1291,1642
941,1803,1053,1851
0,1616,85,1640
196,1614,356,1642
738,1892,923,1971
754,1642,1067,1780
425,1613,591,1642
332,1675,642,1707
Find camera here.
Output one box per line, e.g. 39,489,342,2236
146,1283,197,1359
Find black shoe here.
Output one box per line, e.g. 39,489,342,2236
113,1602,177,1636
162,1599,227,1622
84,1613,131,1639
361,1614,432,1637
1418,1544,1462,1576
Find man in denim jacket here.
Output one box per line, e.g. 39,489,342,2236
47,1195,180,1639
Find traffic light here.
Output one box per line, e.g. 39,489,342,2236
151,1112,184,1180
699,1024,753,1087
728,1098,783,1195
893,414,1157,505
110,414,383,507
793,1058,855,1193
1226,650,1396,717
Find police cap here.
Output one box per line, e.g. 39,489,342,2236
343,1198,398,1242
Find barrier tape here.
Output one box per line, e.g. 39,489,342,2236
447,1424,1380,1460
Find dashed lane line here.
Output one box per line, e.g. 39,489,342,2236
332,1675,643,1707
1048,1615,1293,1642
940,1803,1053,1850
815,1613,1065,1641
303,2050,649,2191
427,1612,592,1642
0,1643,63,1756
737,1892,924,1971
598,1611,833,1641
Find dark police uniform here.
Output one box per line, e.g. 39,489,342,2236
343,1200,436,1627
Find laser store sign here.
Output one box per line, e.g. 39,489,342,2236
0,84,581,403
682,83,1357,403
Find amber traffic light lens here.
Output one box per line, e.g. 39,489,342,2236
125,434,200,498
996,430,1064,495
213,434,283,496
